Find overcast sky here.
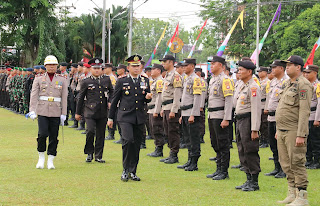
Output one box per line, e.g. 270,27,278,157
58,0,205,30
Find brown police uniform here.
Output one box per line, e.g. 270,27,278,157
29,72,68,156
147,74,165,154
276,75,312,189
235,78,261,175
207,70,234,179
161,68,183,161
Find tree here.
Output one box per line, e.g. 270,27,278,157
0,0,64,66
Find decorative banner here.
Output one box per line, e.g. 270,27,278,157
304,36,320,68
251,3,281,64
145,25,167,68
163,23,179,57
168,37,184,53
188,19,208,58
216,10,244,57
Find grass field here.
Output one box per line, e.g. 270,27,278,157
0,108,319,206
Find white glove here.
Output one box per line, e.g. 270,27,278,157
60,115,66,126
29,111,37,120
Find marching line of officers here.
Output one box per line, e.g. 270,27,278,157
1,53,318,206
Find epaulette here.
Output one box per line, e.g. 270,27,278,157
118,75,126,79
141,73,148,78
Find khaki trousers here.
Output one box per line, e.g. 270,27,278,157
277,129,308,188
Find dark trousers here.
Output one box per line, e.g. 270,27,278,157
208,118,230,169
37,115,60,156
108,108,119,135
260,111,268,144
199,110,206,138
118,122,144,174
307,121,320,160
84,117,107,159
182,116,201,157
145,112,151,136
163,110,180,154
236,117,261,175
268,121,280,166
149,114,165,147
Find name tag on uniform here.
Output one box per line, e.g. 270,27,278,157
123,83,129,86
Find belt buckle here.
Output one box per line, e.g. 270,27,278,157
48,97,54,102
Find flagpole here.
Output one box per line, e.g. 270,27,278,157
256,0,260,69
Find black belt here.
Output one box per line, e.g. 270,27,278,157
208,106,225,112
261,98,266,102
235,112,251,120
147,104,155,110
180,104,193,110
162,99,173,106
311,107,317,111
268,111,276,116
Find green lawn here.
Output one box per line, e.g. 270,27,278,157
0,108,319,206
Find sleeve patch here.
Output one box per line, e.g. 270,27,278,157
316,84,320,98
251,87,257,97
299,89,307,100
193,77,202,95
156,80,163,93
173,75,182,88
222,78,234,97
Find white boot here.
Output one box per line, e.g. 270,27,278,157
277,186,296,204
47,155,55,169
286,189,309,206
36,152,45,169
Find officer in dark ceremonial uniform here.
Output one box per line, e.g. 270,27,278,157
76,58,114,163
107,55,152,182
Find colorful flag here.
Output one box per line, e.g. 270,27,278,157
304,36,320,68
216,10,244,57
251,3,281,64
163,23,179,57
145,25,167,68
188,19,208,58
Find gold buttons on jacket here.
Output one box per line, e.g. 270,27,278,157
135,94,137,96
100,91,102,93
136,108,138,110
100,96,102,98
99,86,101,88
136,101,138,103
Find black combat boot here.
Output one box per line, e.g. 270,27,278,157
105,129,115,140
265,162,280,176
69,120,78,128
206,162,221,178
164,152,179,164
76,122,85,130
305,158,313,168
147,146,163,157
185,156,199,171
274,167,286,178
235,173,251,190
177,153,191,169
309,157,320,169
212,166,229,180
242,173,259,191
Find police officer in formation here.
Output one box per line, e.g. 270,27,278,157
107,55,152,182
177,58,202,171
76,58,114,163
147,64,165,157
206,56,234,180
29,55,68,170
303,65,320,170
234,60,261,192
276,55,312,205
264,60,288,178
159,55,182,164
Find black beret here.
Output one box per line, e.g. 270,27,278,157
257,66,269,72
117,64,127,70
112,66,117,71
104,63,113,68
60,62,68,66
208,56,226,64
237,60,256,70
78,62,84,67
144,66,152,71
270,60,286,68
181,58,196,66
175,62,182,68
71,63,78,68
151,64,164,72
195,67,202,72
304,65,319,73
159,55,175,62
